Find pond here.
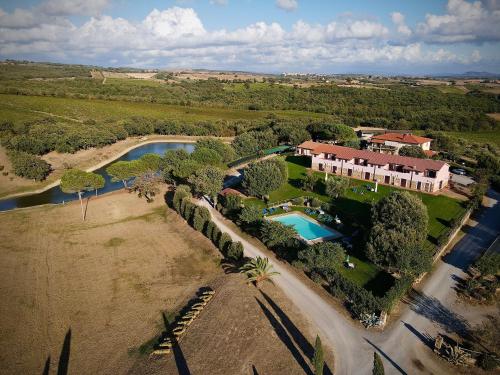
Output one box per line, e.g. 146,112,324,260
0,142,194,212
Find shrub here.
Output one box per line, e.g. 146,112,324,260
325,270,380,317
310,198,321,208
379,275,413,312
292,197,304,205
211,227,222,246
173,185,191,212
9,151,51,181
227,241,244,261
239,205,262,225
204,220,215,239
478,354,498,371
0,165,4,171
192,207,210,232
2,171,8,176
219,233,232,253
475,253,500,276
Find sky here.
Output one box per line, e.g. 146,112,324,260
0,0,499,74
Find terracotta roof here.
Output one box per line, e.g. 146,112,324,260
371,133,432,145
297,141,447,172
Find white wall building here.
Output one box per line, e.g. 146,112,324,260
297,141,449,193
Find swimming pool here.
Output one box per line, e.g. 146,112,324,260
269,213,342,242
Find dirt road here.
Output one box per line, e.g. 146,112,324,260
201,189,500,374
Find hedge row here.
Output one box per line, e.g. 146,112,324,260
172,187,244,262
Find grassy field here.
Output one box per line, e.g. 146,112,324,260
268,155,466,242
0,189,223,374
0,93,333,125
446,130,500,148
244,155,465,291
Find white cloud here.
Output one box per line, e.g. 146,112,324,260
391,12,412,36
276,0,298,12
210,0,228,5
417,0,500,43
40,0,109,16
0,4,495,72
142,7,205,38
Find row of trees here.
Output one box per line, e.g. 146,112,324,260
3,70,498,131
172,186,243,262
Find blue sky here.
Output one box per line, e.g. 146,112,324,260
0,0,499,74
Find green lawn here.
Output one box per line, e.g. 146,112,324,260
258,155,466,247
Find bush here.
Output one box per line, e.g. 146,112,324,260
211,226,222,246
227,241,244,261
310,198,321,208
325,270,381,317
0,165,4,171
204,220,215,239
478,354,498,371
9,151,51,181
292,197,304,205
218,233,232,253
173,185,191,212
192,206,210,232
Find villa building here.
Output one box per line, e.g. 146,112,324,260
296,141,449,193
367,132,433,155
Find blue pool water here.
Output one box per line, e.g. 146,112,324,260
270,213,341,241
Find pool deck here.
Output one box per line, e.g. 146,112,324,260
267,211,343,245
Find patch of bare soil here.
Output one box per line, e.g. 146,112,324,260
130,273,335,375
0,189,223,375
487,113,500,121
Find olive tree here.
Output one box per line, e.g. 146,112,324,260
188,166,225,204
325,176,350,198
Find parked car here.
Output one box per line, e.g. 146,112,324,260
450,168,466,175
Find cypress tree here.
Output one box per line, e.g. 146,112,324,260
313,335,324,375
373,352,384,375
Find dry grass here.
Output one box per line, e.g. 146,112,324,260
0,189,332,374
0,189,222,375
131,273,335,375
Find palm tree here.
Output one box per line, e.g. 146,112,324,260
239,256,280,287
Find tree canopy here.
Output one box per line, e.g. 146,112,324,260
398,145,427,159
298,242,346,274
243,158,288,198
325,176,350,198
188,165,225,200
366,191,430,275
260,220,297,248
307,123,357,142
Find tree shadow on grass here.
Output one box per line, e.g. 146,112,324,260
255,298,313,375
402,290,471,340
259,291,334,375
56,329,71,375
42,356,50,375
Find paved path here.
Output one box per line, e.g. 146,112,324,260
200,189,500,374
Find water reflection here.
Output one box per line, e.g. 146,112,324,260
0,142,194,212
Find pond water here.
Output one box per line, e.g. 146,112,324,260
0,142,194,212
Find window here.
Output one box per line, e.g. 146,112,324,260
384,176,390,184
417,181,422,190
364,172,370,180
